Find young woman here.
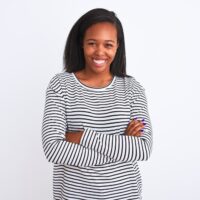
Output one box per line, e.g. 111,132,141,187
42,8,153,200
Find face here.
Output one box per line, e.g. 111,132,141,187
82,22,119,75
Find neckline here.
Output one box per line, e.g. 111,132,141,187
72,72,116,91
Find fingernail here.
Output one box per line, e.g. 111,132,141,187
143,123,146,125
133,117,137,120
141,129,144,132
142,119,145,122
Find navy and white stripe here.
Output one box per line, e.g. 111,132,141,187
42,72,153,200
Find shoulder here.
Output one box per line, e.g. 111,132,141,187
48,72,72,86
48,72,70,84
123,75,145,95
121,76,147,104
47,72,71,93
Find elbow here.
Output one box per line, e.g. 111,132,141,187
141,136,152,161
139,141,152,161
44,150,53,163
144,152,151,161
143,145,152,161
43,147,53,163
42,141,58,164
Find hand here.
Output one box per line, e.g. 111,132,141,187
65,130,84,144
125,118,146,137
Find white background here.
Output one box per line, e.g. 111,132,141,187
0,0,200,199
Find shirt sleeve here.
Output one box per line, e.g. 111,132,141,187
41,75,114,167
80,85,153,162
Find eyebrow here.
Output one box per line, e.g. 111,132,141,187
86,39,116,43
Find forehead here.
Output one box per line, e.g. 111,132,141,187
84,22,117,40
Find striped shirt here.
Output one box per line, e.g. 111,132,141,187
41,72,153,200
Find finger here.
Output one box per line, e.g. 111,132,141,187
134,124,145,133
132,121,144,130
126,119,146,135
134,131,141,137
128,122,144,134
126,120,135,133
132,129,144,137
126,119,143,133
135,130,144,137
128,124,144,136
128,129,141,136
132,120,146,132
127,127,139,136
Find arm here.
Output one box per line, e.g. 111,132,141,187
41,75,114,167
79,87,153,162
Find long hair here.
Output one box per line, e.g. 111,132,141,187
63,8,131,77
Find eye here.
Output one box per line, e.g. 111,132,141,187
88,42,96,46
105,43,113,48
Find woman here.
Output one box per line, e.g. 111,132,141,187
42,8,153,200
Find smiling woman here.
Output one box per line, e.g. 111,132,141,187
41,8,153,200
78,22,119,87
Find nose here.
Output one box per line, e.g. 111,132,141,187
95,44,105,56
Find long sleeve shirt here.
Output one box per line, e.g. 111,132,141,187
41,72,153,200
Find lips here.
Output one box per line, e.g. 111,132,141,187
93,59,107,66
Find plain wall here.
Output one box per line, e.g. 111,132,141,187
0,0,199,199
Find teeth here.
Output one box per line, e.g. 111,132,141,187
93,59,106,64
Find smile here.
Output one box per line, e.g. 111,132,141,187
93,59,106,65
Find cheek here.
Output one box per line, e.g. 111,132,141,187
83,47,94,57
109,49,118,60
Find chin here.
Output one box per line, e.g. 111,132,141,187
92,65,110,72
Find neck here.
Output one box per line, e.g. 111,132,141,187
82,68,113,81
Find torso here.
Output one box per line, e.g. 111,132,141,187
44,72,144,199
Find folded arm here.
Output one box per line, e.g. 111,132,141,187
79,88,153,162
41,76,114,167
